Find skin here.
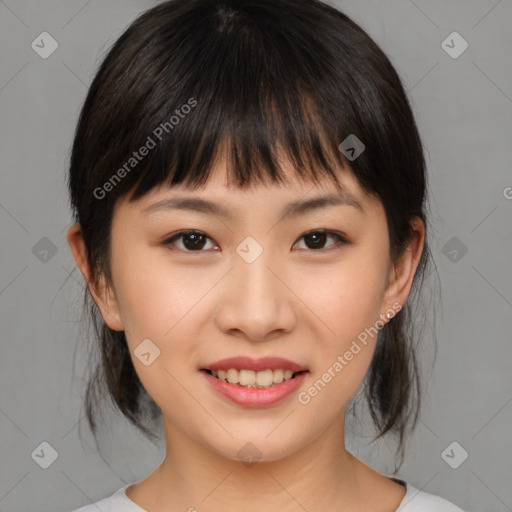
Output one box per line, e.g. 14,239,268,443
67,155,425,512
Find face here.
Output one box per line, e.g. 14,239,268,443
69,157,423,464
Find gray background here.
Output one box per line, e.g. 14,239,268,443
1,1,511,511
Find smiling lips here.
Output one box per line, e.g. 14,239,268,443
208,368,297,388
200,356,309,407
201,355,308,387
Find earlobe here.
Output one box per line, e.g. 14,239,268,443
381,217,425,317
66,223,124,331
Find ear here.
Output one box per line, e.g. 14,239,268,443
380,217,426,319
66,223,124,331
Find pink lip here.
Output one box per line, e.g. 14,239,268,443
201,356,308,372
201,370,308,408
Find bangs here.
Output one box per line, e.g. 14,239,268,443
127,86,349,201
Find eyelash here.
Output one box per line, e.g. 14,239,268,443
162,229,349,253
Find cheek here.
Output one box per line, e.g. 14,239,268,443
306,251,387,341
110,243,199,344
298,248,388,401
109,246,206,411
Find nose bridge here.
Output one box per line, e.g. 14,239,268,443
214,238,295,340
234,239,280,307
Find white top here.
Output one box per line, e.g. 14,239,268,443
68,478,466,511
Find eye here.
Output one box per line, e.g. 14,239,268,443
294,230,348,251
162,229,349,252
163,230,217,252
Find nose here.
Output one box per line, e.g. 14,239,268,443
214,251,297,342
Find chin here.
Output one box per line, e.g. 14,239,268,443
204,432,303,466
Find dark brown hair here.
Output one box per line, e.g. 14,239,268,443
67,0,437,472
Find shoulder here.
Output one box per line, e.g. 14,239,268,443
397,482,467,512
67,486,143,512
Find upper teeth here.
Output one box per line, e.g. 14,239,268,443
211,368,295,387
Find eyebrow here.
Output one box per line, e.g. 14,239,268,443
141,190,365,221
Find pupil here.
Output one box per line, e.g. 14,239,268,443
306,232,326,249
184,233,205,250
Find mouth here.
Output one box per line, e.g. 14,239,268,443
200,368,309,389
